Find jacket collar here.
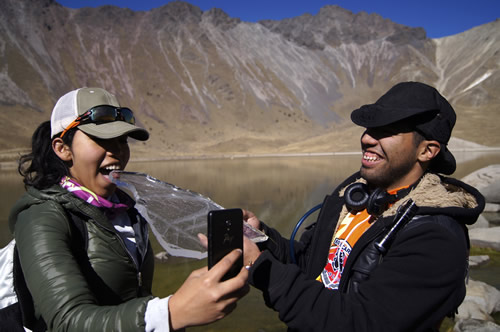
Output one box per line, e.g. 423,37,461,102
337,172,485,226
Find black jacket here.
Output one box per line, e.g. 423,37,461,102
249,172,485,332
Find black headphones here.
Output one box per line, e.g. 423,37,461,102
344,182,413,216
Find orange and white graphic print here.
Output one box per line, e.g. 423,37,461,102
319,210,373,290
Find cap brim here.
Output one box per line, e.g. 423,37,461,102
351,104,437,128
79,121,149,141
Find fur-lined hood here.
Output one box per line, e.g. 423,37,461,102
338,172,485,226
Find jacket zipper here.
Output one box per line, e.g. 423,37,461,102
339,218,386,292
137,271,143,287
74,195,149,293
114,233,144,290
93,218,145,292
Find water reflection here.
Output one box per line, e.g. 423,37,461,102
3,152,500,247
128,155,361,233
2,152,500,331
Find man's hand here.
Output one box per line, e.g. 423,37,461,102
243,235,262,268
242,209,260,230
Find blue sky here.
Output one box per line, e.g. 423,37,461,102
57,0,499,38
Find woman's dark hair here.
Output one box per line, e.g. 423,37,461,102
18,121,77,189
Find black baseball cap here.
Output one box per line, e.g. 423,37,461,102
351,82,456,175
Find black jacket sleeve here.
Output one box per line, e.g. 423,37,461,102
249,214,468,332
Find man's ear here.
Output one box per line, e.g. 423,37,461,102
52,138,72,161
418,140,441,163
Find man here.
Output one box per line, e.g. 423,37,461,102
243,82,485,331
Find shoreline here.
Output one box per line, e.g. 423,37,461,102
129,151,362,163
129,146,500,163
2,147,500,170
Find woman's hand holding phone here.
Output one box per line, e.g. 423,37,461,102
168,248,249,330
207,209,244,280
169,208,263,330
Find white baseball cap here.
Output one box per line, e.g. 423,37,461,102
50,87,149,141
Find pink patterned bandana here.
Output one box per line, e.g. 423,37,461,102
59,176,131,217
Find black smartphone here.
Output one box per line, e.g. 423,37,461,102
207,208,243,281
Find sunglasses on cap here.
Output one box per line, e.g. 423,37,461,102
60,105,135,138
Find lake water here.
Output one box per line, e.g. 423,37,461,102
2,152,500,331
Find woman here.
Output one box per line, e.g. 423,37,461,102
9,87,248,331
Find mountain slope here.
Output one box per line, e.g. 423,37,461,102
0,0,498,158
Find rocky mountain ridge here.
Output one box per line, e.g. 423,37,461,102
0,0,498,159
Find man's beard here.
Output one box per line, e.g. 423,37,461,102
360,157,416,190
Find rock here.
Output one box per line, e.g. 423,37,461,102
469,227,500,250
456,279,500,321
469,215,490,229
462,165,500,205
481,181,500,204
387,27,427,45
461,165,500,190
454,319,500,332
484,203,500,213
469,255,490,267
203,8,241,30
155,251,169,262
